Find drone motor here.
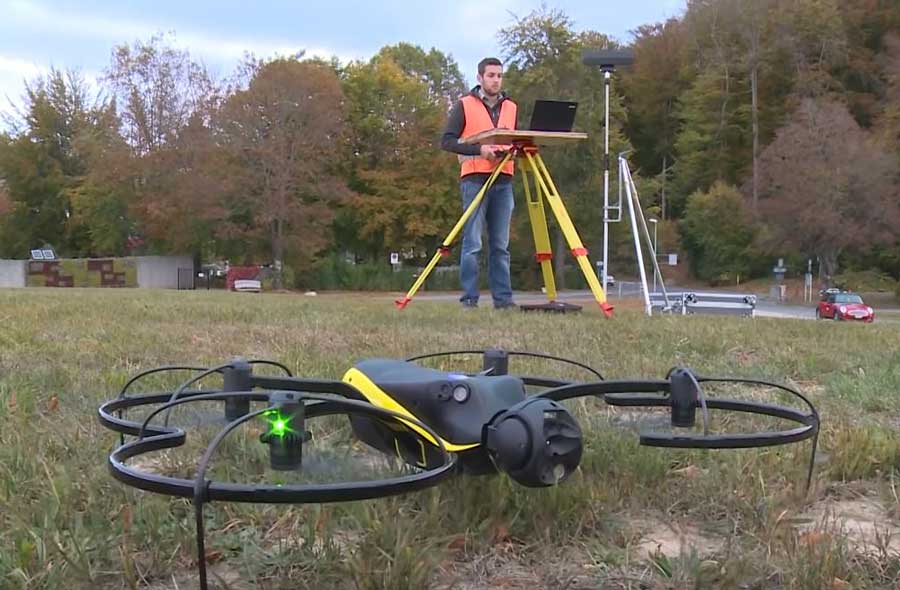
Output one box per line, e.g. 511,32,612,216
258,392,311,471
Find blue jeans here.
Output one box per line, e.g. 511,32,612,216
459,177,514,307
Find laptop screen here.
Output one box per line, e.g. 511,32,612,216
528,100,578,132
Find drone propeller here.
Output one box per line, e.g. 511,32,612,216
98,375,456,590
108,359,296,445
405,348,603,385
536,368,820,491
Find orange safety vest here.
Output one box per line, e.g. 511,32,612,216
458,94,517,178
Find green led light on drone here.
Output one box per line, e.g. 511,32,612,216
265,411,292,437
272,418,287,435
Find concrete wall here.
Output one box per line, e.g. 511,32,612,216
0,259,25,287
136,256,195,289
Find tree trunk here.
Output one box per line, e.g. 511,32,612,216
273,218,284,290
661,155,667,220
820,251,838,285
751,62,760,212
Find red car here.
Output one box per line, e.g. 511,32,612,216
816,291,875,322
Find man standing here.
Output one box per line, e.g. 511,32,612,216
441,57,517,309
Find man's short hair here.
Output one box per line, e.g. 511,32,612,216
478,57,502,75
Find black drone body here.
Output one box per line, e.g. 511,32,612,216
97,349,819,590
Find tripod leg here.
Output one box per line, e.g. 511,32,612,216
524,151,613,317
396,153,513,309
521,160,557,302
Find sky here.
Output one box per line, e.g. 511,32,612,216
0,0,686,125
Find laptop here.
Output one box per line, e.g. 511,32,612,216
527,100,578,132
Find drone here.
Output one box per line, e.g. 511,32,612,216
98,349,819,590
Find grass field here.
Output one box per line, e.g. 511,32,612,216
2,288,900,590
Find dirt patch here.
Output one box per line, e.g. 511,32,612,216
628,517,727,559
433,547,597,590
794,497,900,555
128,451,169,474
137,563,247,590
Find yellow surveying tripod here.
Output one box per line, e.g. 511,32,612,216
395,129,613,318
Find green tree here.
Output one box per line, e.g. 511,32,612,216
621,18,689,220
63,101,135,256
499,7,635,288
374,43,467,107
0,68,114,257
680,181,758,282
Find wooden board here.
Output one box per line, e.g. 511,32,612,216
460,129,588,146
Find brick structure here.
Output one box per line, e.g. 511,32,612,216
26,258,138,288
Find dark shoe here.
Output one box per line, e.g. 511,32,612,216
494,301,517,310
461,299,478,309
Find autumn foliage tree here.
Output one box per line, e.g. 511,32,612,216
103,35,222,256
339,46,462,261
217,58,349,285
757,98,900,279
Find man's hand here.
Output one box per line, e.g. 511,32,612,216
480,145,502,161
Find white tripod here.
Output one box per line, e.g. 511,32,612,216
619,154,673,316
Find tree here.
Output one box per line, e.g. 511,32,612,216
100,34,225,258
125,112,228,257
0,68,114,257
0,172,11,217
374,43,467,108
680,181,758,282
670,0,811,217
340,49,460,260
63,100,135,256
217,57,349,285
875,33,900,156
757,98,900,278
104,33,218,155
499,7,634,288
738,0,770,211
621,18,689,219
670,0,752,216
776,0,848,99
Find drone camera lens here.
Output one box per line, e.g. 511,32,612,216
485,398,582,488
